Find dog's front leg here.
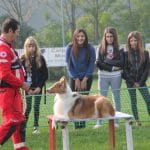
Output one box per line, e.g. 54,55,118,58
60,121,68,129
56,115,69,129
52,114,69,129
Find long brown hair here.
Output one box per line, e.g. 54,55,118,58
99,27,119,57
126,31,145,64
70,28,88,58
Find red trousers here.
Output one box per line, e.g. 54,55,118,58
0,88,26,149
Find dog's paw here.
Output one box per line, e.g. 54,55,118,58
52,122,57,129
52,118,57,129
60,121,68,129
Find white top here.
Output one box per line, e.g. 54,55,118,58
99,70,122,78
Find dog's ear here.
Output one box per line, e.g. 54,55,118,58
60,76,66,82
60,76,66,89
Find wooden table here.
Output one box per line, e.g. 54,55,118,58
47,112,133,150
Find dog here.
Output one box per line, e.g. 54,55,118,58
47,76,115,128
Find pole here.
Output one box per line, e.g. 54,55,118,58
61,0,65,47
61,0,67,77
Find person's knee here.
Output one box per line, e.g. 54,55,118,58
34,103,40,111
25,105,32,114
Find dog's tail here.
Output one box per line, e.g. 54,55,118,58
109,103,115,116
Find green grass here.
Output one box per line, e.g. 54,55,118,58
0,78,150,150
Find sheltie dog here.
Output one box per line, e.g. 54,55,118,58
47,76,115,128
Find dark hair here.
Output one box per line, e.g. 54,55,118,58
1,18,20,33
71,28,88,57
99,27,119,58
126,31,145,64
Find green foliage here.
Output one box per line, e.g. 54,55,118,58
1,0,149,47
15,22,35,48
76,15,95,43
35,22,63,47
110,0,150,43
48,67,68,80
35,0,150,46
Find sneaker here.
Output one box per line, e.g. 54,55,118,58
15,146,29,150
115,123,119,128
32,127,40,134
93,124,102,129
135,121,142,127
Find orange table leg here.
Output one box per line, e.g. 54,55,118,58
109,119,115,149
49,116,56,150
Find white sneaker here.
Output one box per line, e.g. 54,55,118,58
93,124,102,129
115,123,119,128
32,127,40,134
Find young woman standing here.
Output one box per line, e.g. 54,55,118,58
94,27,124,128
123,31,150,126
21,36,48,134
65,29,96,129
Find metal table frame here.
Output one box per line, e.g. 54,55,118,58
47,112,133,150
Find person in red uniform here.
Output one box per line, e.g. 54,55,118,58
0,18,30,150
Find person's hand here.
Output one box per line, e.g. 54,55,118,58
32,87,41,94
22,82,30,92
28,89,34,95
81,77,88,90
133,82,140,88
95,60,100,67
75,78,81,91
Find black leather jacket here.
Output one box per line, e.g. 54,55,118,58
21,55,48,89
96,48,124,72
123,50,149,87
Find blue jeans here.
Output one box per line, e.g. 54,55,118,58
99,75,122,112
96,74,122,125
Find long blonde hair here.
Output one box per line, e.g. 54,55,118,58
22,36,42,68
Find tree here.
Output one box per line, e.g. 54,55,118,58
133,0,150,43
79,0,115,44
35,22,62,47
0,0,39,22
38,0,81,39
111,0,150,43
16,22,35,48
0,0,38,48
34,0,150,46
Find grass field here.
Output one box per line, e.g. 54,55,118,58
0,78,150,150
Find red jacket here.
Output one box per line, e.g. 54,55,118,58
0,37,24,88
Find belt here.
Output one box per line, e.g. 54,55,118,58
0,80,11,88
